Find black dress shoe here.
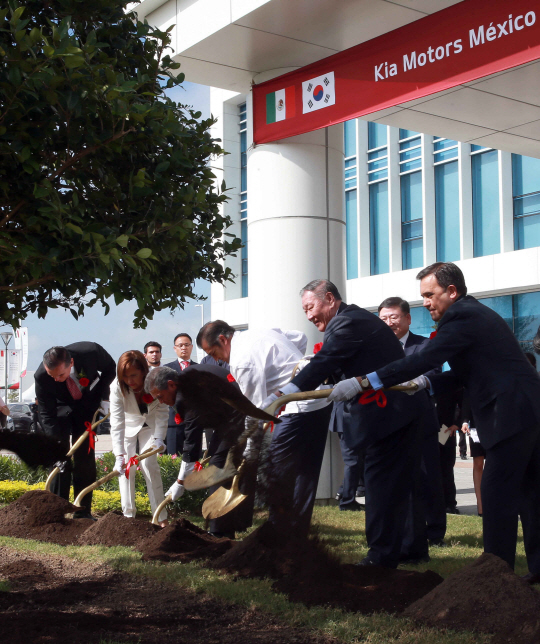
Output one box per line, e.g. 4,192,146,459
356,556,378,566
428,539,448,548
340,501,365,512
460,455,468,460
356,487,366,497
446,506,461,514
209,531,235,540
73,511,97,521
399,553,431,565
522,572,540,584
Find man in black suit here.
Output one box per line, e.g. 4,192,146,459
267,279,425,568
164,333,198,457
34,342,116,518
361,262,540,580
378,296,446,561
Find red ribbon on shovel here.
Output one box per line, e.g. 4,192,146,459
84,421,97,453
194,461,203,472
358,390,388,408
125,456,139,479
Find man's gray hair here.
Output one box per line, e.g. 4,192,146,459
144,366,179,393
300,279,342,301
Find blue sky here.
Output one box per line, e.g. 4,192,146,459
14,81,215,370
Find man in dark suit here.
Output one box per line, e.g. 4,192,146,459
34,342,116,518
362,262,540,580
267,279,424,568
378,296,446,561
164,333,198,457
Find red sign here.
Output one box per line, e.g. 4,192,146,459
253,0,540,144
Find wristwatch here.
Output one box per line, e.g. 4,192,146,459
359,376,372,390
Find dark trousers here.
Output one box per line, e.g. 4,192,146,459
267,406,332,539
439,433,457,509
483,424,540,572
337,434,365,507
401,430,447,557
364,417,423,568
48,412,96,512
166,425,184,456
458,430,467,457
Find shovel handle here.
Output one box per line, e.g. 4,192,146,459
152,494,172,525
263,382,418,417
45,410,110,492
72,445,164,508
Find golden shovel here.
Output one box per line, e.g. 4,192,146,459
72,444,165,509
45,410,110,492
186,382,420,517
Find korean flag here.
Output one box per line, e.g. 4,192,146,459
302,72,335,114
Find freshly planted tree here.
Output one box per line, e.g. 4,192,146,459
0,0,240,328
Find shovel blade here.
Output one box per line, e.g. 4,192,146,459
184,451,237,491
202,486,248,520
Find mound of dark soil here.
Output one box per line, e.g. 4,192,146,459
78,511,160,548
0,490,92,545
492,617,540,644
140,518,233,562
213,522,443,614
403,553,540,634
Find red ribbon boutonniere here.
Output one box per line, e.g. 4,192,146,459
175,413,182,424
359,390,388,408
84,421,97,453
429,331,437,339
125,456,139,479
142,394,154,404
194,461,203,472
79,377,89,388
313,342,323,354
226,374,236,382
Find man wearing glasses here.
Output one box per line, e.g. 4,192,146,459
164,333,197,456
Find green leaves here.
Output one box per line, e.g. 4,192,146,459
0,0,239,329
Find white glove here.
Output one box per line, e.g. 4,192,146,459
327,377,363,402
153,437,166,452
114,455,126,475
178,459,195,480
99,401,110,416
167,481,185,501
261,392,279,410
400,375,429,395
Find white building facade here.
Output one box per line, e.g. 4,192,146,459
135,0,540,499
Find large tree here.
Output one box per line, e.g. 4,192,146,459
0,0,240,328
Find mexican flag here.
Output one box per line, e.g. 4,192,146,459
266,86,296,124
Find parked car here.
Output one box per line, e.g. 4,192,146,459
7,403,33,432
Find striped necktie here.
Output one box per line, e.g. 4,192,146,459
66,375,82,400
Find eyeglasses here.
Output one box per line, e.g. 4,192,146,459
174,343,192,348
380,315,404,323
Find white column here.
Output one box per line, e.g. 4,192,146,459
357,120,371,277
388,126,401,272
248,72,346,501
499,150,514,253
459,142,474,260
247,96,346,348
422,134,436,265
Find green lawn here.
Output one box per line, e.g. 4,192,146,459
0,506,518,644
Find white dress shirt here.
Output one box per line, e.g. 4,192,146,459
229,329,330,414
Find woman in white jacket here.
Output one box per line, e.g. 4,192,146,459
110,350,168,525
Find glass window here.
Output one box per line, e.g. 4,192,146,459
344,120,356,158
239,103,248,297
368,122,387,150
369,181,389,275
401,171,423,269
399,129,421,140
512,154,540,250
241,218,248,298
478,295,513,329
472,150,500,257
346,190,358,279
514,291,540,353
435,160,460,262
409,306,435,337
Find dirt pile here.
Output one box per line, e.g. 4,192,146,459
213,522,443,614
403,553,540,634
140,518,233,562
0,490,93,545
78,511,160,548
